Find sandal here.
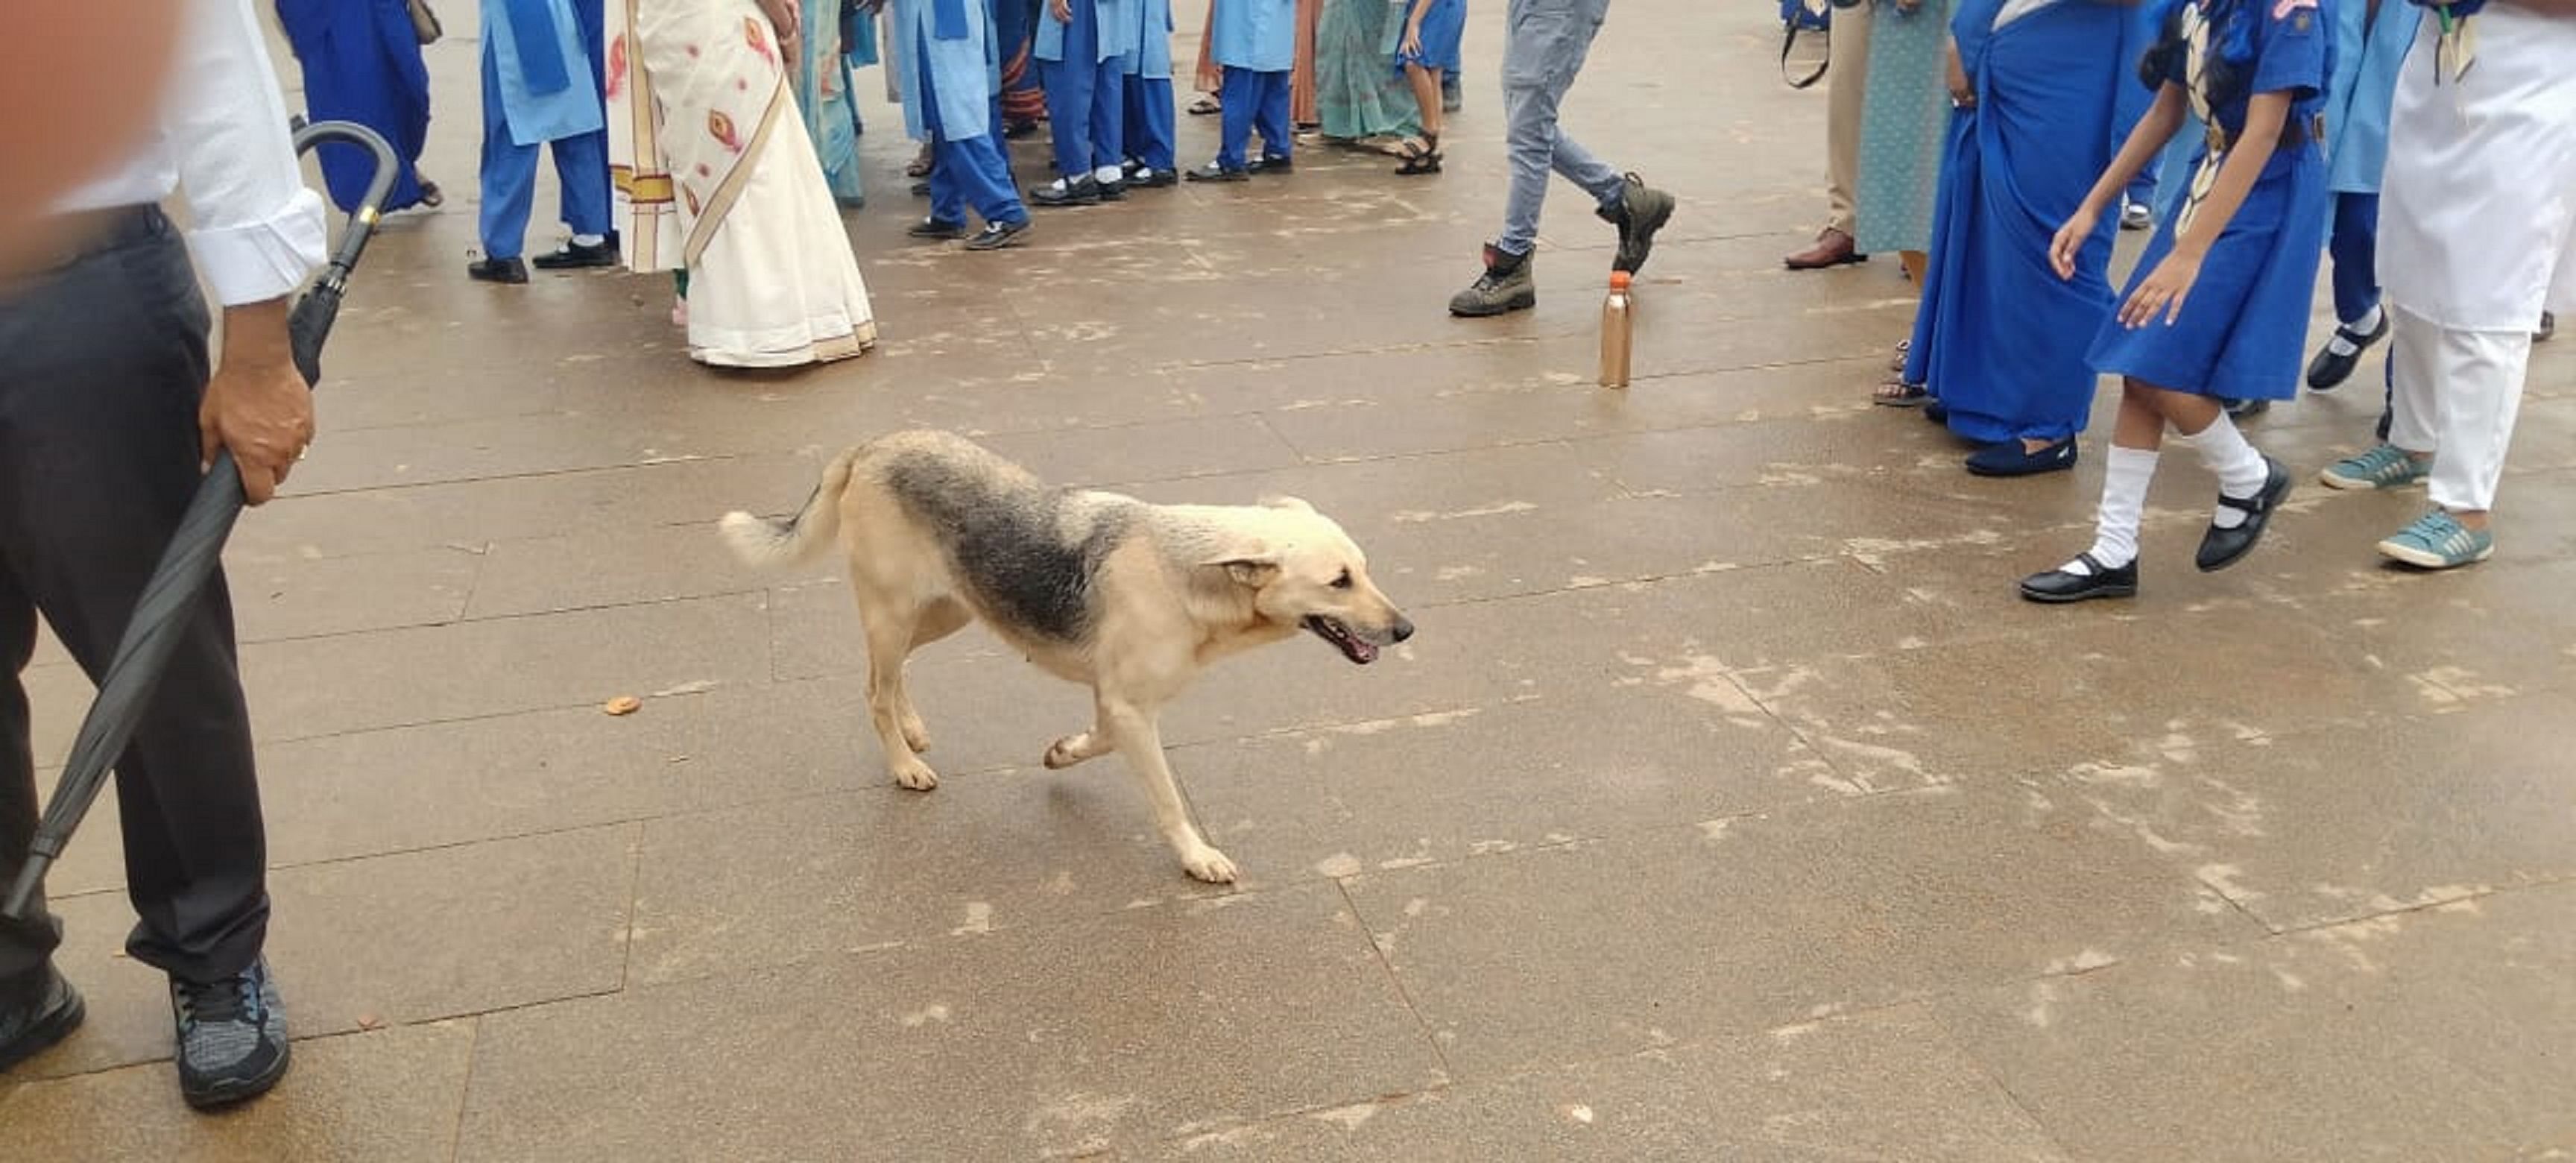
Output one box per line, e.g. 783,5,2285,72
417,177,445,208
1872,378,1931,408
1393,135,1442,177
1888,338,1909,372
1187,95,1222,116
904,148,933,179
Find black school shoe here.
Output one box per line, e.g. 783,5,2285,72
2019,552,2139,604
1248,154,1294,175
2305,313,2389,391
171,956,291,1110
0,965,84,1074
1029,176,1102,207
908,217,968,241
2196,456,2292,573
1965,438,2077,477
531,237,620,271
962,218,1032,251
466,256,528,285
1185,162,1248,183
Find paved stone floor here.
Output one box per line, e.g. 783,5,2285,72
6,3,2575,1159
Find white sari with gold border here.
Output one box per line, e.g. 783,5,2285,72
607,0,877,368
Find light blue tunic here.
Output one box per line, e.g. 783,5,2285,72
895,0,999,142
1038,0,1141,63
482,0,601,146
2321,2,2417,194
1212,0,1295,72
1120,0,1176,79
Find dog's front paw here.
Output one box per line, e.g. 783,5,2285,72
1179,845,1240,885
900,713,932,754
891,760,941,791
1043,733,1099,769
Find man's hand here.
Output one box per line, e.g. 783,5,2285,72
198,299,312,505
758,0,801,51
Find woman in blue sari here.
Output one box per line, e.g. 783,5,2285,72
2021,0,2330,603
1896,0,2124,477
274,0,438,212
798,0,867,205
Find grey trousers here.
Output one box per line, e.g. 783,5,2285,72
0,208,272,990
1496,0,1626,257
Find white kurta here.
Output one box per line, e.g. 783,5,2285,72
2378,7,2576,332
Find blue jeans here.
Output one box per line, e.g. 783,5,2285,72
1496,0,1623,257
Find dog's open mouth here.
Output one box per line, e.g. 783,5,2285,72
1304,616,1379,665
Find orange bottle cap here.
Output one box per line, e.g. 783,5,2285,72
1609,271,1632,290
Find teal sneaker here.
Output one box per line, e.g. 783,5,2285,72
2376,508,2494,570
2320,444,2430,491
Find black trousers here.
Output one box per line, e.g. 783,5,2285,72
0,208,270,989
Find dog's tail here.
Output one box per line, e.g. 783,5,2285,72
719,449,858,570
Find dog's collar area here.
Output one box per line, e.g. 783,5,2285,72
1304,616,1378,665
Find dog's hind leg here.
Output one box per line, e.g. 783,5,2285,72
858,599,942,790
891,596,973,754
1098,696,1237,883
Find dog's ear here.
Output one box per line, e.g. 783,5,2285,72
1258,494,1316,515
1202,543,1280,587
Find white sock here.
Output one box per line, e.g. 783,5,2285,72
1094,164,1124,184
2192,414,2270,529
2071,446,2158,573
2327,305,2384,354
571,233,605,247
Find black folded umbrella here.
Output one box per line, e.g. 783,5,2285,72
2,122,400,921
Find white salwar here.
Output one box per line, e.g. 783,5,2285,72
607,0,877,368
2378,7,2576,513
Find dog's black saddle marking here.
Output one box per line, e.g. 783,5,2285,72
886,452,1134,643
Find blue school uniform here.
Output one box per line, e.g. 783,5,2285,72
278,0,435,213
1395,0,1467,75
1212,0,1296,168
1038,0,1137,178
478,0,610,259
2085,0,2333,403
1120,0,1178,172
899,0,1029,226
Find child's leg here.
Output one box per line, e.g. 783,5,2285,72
1406,63,1443,142
1255,69,1292,161
1216,66,1256,170
2145,384,2273,530
2065,379,2171,571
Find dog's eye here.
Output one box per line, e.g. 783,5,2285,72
1330,569,1354,590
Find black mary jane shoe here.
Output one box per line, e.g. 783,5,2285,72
2223,397,2270,419
1965,438,2078,478
2305,314,2389,391
2018,553,2139,604
2195,456,2291,573
907,217,968,241
1186,162,1249,183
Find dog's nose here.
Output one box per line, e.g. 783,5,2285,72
1389,615,1415,643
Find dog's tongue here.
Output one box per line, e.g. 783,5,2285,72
1349,638,1379,664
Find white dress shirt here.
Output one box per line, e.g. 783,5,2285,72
57,0,328,306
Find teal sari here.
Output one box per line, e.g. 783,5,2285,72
798,0,865,205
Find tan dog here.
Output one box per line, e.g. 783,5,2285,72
721,431,1412,883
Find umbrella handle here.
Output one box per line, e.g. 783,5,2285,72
0,122,395,921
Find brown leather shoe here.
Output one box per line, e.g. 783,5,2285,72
1784,227,1866,271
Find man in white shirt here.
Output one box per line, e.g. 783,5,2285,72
0,0,326,1110
2323,0,2576,570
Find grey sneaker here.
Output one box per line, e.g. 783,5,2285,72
2377,508,2494,570
171,956,290,1110
1448,245,1536,317
2320,444,2429,491
1600,173,1676,275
